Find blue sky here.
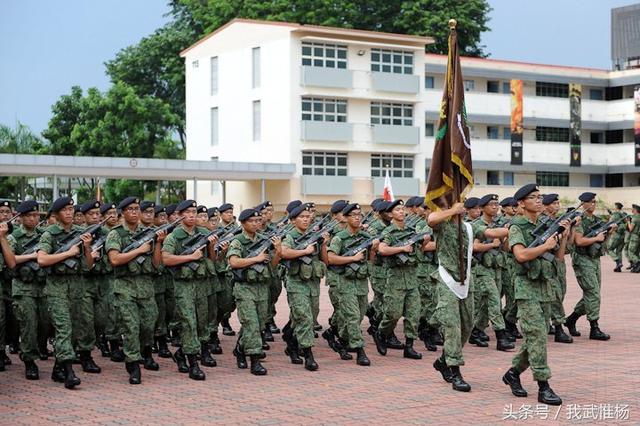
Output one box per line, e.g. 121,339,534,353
0,0,637,135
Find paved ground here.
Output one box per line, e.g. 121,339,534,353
0,258,637,425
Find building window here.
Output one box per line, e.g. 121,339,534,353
487,126,499,139
252,47,260,88
192,60,199,68
463,79,475,92
504,172,514,185
210,107,218,146
487,81,500,93
371,48,413,74
210,57,218,96
590,174,604,188
301,42,347,69
425,123,434,137
536,126,570,142
252,101,261,142
301,97,347,122
503,127,511,140
302,151,347,176
536,81,569,98
371,154,414,178
425,76,435,89
590,132,604,144
487,170,500,185
589,89,604,100
536,171,569,187
502,81,510,94
371,102,413,126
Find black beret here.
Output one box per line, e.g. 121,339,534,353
513,184,539,201
51,196,74,213
499,197,515,208
615,202,623,210
218,203,233,213
370,198,384,208
100,202,116,215
140,200,155,211
255,201,273,212
74,204,82,213
196,205,208,214
542,193,559,206
239,208,261,222
153,204,166,216
117,196,140,210
165,203,177,216
16,200,38,214
342,203,361,216
289,203,312,219
384,199,404,213
176,199,197,213
463,197,479,209
286,200,302,213
404,197,416,208
413,196,425,208
373,200,390,212
578,192,596,203
330,200,349,214
79,199,101,214
632,204,640,211
306,202,316,209
207,207,219,218
0,200,11,208
478,194,499,207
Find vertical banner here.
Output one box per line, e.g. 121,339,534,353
635,87,640,166
569,83,582,167
510,79,523,165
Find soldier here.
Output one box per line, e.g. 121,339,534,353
205,207,223,355
73,205,86,227
464,197,481,221
500,197,522,341
469,194,514,352
372,199,424,360
162,200,219,381
0,200,15,370
228,208,282,375
608,203,626,272
327,203,376,366
627,204,640,273
166,204,178,223
105,197,162,385
37,196,94,389
565,192,613,341
502,183,566,406
281,203,327,371
150,204,174,358
218,203,236,337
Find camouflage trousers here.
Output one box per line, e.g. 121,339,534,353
337,290,367,349
267,275,282,326
234,282,269,355
0,278,19,351
500,262,518,324
549,262,567,326
433,275,474,367
417,274,438,328
513,299,551,381
378,267,420,340
154,274,176,337
629,234,640,264
216,273,235,328
12,280,50,362
174,278,209,355
96,275,120,341
73,275,103,351
572,259,601,321
368,263,386,324
286,278,320,349
327,283,340,330
607,233,625,263
207,277,220,339
44,276,79,363
473,273,506,331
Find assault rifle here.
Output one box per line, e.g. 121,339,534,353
474,218,510,262
585,214,627,251
52,219,107,269
1,212,21,235
337,236,379,272
361,210,375,227
122,217,183,265
394,231,432,264
213,224,242,253
15,232,43,273
292,219,339,264
231,226,290,280
174,224,242,271
524,208,582,265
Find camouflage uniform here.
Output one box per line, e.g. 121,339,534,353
607,211,626,263
326,222,347,332
628,214,640,265
94,225,119,343
216,223,236,330
259,222,282,328
509,216,554,380
415,220,439,331
227,231,271,355
367,218,389,325
571,215,605,321
105,224,158,363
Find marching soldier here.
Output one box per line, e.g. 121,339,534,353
627,204,640,273
608,202,626,272
0,201,15,371
217,203,236,337
205,207,223,355
499,197,522,340
151,204,174,358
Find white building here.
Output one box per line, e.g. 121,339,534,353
181,18,640,212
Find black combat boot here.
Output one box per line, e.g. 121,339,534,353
433,353,453,383
142,346,160,370
419,327,437,352
125,361,141,385
79,350,101,373
109,340,125,362
282,322,303,365
157,335,172,358
502,367,527,397
548,325,555,335
250,354,267,376
469,328,489,347
321,328,338,352
62,361,81,389
403,338,422,359
221,318,235,336
313,321,322,331
24,360,39,380
98,335,111,357
170,329,181,347
589,320,611,341
261,332,271,351
565,311,582,337
373,330,387,356
186,354,205,380
0,350,11,366
613,260,622,272
233,341,247,369
268,320,280,334
449,366,471,392
537,380,562,405
496,330,516,351
387,332,405,350
631,263,640,273
477,328,490,342
356,347,370,366
302,347,318,371
263,327,274,342
51,360,65,383
433,329,444,346
208,331,223,355
173,347,189,373
200,343,217,367
554,325,573,343
337,342,353,361
0,352,5,372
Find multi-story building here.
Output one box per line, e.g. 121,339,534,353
181,18,640,212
